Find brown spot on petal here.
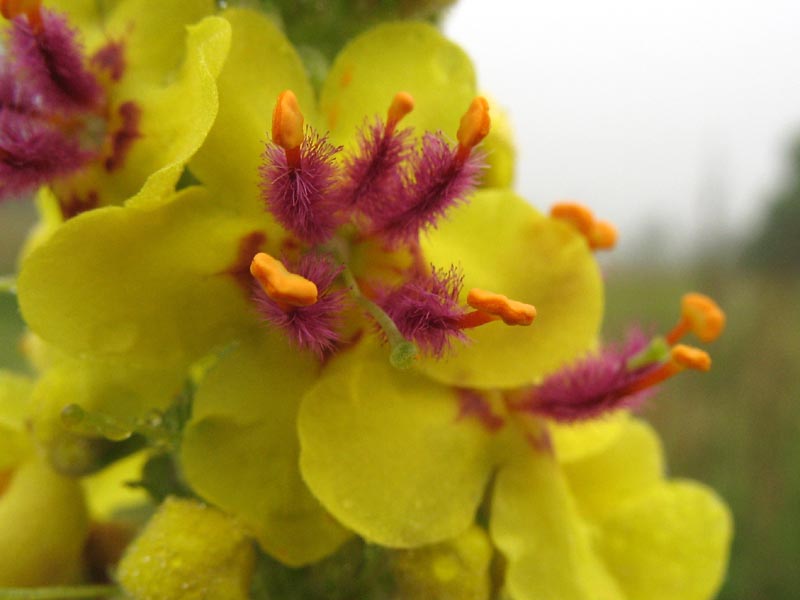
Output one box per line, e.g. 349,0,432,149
59,189,99,219
0,468,15,496
90,40,126,82
457,389,505,432
104,101,141,172
219,231,267,292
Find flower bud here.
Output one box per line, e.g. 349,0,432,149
118,497,255,600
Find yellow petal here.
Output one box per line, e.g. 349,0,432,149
47,0,218,87
0,371,33,471
299,340,496,548
18,187,259,367
82,451,152,520
321,22,476,149
419,189,603,389
0,458,88,586
563,418,664,522
550,410,630,464
53,15,232,209
490,453,624,600
597,480,732,600
189,8,316,215
181,333,351,566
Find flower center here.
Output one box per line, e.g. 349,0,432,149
252,90,536,363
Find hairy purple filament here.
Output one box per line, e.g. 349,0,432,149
378,265,468,358
260,130,342,245
517,330,660,422
251,253,346,358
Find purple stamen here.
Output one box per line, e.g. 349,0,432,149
336,117,412,221
260,129,342,245
7,10,103,114
372,132,485,245
378,265,469,357
0,110,92,200
252,253,346,358
517,329,660,422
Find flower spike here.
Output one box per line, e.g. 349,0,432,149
550,201,618,251
666,292,726,344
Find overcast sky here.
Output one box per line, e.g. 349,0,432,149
444,0,800,256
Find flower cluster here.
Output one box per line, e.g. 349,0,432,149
0,2,732,599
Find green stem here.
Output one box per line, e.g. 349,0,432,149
626,336,670,371
0,585,120,599
340,264,418,369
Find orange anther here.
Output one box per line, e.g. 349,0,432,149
671,344,712,372
456,96,491,156
271,90,305,152
551,202,617,252
386,92,414,134
550,202,595,238
681,293,725,343
250,253,318,307
1,0,41,27
589,220,618,250
467,288,536,326
622,344,711,395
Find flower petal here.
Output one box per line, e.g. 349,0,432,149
298,340,495,548
189,8,316,215
82,451,152,520
45,0,217,86
563,418,664,522
0,371,33,471
30,355,185,448
181,333,351,567
419,189,603,388
53,14,232,209
490,452,625,600
0,458,89,586
320,22,476,149
18,187,261,367
596,480,732,600
550,410,630,464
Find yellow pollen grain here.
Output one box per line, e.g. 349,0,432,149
671,344,712,372
457,96,491,150
467,288,536,326
250,252,318,307
271,90,304,151
681,293,726,342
